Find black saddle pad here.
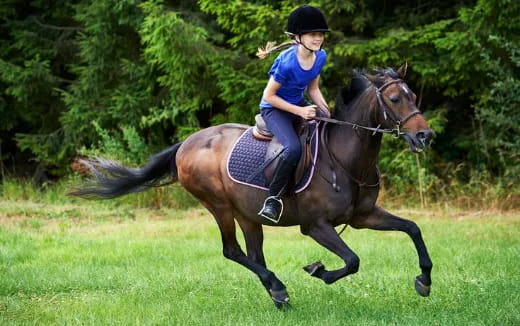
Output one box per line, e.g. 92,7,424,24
227,123,319,193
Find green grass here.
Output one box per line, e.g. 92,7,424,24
0,200,519,325
0,177,200,210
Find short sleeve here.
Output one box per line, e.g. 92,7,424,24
269,57,288,84
317,49,327,71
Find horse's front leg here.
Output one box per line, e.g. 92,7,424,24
301,220,360,284
350,206,433,297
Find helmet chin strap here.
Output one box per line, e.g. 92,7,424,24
296,34,316,53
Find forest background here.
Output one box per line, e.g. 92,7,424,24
0,0,518,209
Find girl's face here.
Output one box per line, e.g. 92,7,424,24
299,32,325,51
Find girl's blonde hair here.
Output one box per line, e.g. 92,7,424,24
256,40,298,59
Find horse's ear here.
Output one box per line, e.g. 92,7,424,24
397,62,408,79
364,73,378,84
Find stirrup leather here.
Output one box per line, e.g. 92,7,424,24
258,196,284,224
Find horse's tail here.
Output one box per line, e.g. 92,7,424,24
69,142,183,199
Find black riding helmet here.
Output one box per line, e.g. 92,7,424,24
285,5,330,35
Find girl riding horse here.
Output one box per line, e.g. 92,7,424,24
257,5,331,221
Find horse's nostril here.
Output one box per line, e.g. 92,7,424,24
413,130,432,148
417,130,434,141
416,132,427,143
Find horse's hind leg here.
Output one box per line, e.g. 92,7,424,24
236,216,266,267
236,216,293,304
202,201,290,308
301,220,360,284
350,206,432,297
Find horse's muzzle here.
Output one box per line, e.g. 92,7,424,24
403,129,435,152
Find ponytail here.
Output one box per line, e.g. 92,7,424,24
256,40,297,59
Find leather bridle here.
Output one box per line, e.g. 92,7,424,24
375,79,422,136
314,78,424,192
315,78,423,138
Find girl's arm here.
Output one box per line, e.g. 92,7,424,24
307,75,330,117
263,76,317,120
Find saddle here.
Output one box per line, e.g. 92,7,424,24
252,114,313,186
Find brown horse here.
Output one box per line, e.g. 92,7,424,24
71,65,434,309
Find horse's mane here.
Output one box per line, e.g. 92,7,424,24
335,67,401,117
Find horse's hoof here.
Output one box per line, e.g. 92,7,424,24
414,277,431,297
270,288,290,310
303,261,324,276
274,301,292,310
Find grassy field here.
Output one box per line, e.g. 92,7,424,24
0,199,519,325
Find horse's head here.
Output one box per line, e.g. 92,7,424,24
364,64,435,152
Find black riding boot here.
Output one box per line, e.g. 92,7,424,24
258,157,295,222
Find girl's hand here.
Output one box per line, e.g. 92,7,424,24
300,105,317,120
318,106,331,118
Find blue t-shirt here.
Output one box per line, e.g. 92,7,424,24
259,46,327,108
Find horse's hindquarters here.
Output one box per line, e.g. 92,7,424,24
176,124,248,201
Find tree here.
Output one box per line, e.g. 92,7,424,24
0,0,517,202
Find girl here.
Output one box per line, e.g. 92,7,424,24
257,5,330,221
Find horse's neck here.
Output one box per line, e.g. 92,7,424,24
328,105,382,177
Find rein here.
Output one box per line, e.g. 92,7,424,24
314,116,402,137
315,79,422,138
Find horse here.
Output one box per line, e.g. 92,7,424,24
70,64,434,309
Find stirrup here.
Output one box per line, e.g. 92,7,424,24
258,196,284,224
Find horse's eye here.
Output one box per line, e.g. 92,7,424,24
390,96,400,104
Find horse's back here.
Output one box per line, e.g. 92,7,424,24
179,123,247,155
176,123,248,195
